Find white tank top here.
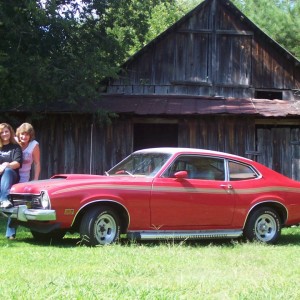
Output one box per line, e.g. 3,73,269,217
19,140,39,183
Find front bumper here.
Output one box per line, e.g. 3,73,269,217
1,205,56,222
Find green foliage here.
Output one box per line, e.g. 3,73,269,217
105,0,183,57
144,0,201,48
0,0,121,109
232,0,300,59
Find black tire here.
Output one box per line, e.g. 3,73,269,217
31,229,66,242
244,207,281,244
80,206,120,246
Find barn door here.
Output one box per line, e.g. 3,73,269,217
256,126,300,180
291,128,300,180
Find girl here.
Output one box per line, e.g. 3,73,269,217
5,123,40,239
0,123,22,209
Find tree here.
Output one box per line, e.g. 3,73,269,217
0,0,177,110
104,0,199,57
232,0,300,59
0,0,120,109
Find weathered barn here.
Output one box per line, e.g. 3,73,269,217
2,0,300,180
98,0,300,179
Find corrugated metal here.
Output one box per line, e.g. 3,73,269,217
5,95,300,117
97,95,300,117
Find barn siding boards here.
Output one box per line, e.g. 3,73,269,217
175,32,210,84
30,115,132,179
291,128,300,180
216,35,252,86
256,125,300,179
107,0,299,98
252,36,296,91
177,116,255,157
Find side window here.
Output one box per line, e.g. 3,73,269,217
163,155,225,180
163,157,191,178
229,161,258,181
188,157,225,180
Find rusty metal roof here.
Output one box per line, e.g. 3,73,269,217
5,94,300,117
96,95,300,117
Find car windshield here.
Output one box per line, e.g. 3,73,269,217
107,152,172,177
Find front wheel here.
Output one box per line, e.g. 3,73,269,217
80,206,120,246
244,207,281,244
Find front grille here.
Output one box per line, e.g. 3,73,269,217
9,194,43,209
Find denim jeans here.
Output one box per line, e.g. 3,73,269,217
0,168,18,238
6,217,15,237
0,167,18,201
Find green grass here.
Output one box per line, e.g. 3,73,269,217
1,215,300,299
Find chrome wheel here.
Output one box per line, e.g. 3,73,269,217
244,207,281,244
94,213,117,245
80,206,120,246
254,213,277,242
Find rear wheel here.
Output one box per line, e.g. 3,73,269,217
31,229,66,242
244,207,281,244
80,206,120,246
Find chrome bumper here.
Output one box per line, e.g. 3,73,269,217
1,205,56,222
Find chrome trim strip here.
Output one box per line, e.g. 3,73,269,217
127,229,243,240
2,205,56,222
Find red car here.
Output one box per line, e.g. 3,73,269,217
2,147,300,245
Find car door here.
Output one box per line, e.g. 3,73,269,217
150,155,236,228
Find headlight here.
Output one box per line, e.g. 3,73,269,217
40,191,51,209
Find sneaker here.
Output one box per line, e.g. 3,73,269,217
8,235,16,240
0,200,13,209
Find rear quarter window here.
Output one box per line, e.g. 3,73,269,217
228,161,259,181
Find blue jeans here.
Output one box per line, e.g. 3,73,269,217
0,168,18,201
0,168,18,237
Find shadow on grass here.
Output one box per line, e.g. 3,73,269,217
21,236,81,248
17,232,300,248
2,216,300,248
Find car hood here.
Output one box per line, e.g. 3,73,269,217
10,174,153,195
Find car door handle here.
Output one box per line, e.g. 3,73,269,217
220,184,233,190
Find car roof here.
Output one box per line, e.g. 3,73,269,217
133,147,253,162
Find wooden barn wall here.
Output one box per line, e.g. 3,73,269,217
256,125,300,180
178,116,256,158
31,115,133,179
107,1,299,99
252,37,296,90
2,113,300,180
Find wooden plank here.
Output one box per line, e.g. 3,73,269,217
291,128,300,180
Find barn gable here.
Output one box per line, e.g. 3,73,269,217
107,0,299,101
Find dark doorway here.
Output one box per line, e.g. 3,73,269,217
134,123,178,151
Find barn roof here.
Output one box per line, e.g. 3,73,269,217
95,95,300,117
7,95,300,117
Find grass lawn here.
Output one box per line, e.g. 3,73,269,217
1,215,300,299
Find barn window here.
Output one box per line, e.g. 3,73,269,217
255,90,283,100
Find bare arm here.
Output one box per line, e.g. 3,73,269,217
32,144,41,180
0,161,21,174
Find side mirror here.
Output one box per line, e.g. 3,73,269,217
174,170,188,179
